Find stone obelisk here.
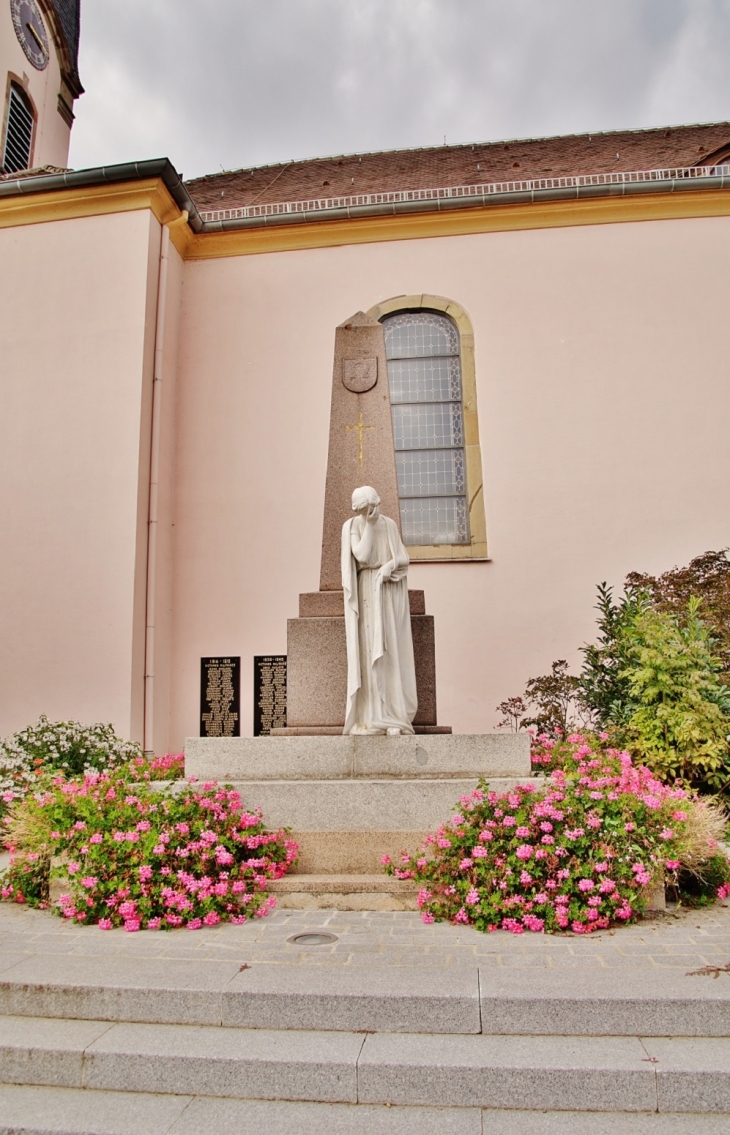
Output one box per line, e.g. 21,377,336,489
273,311,447,734
319,311,401,590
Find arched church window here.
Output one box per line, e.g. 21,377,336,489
383,311,468,546
2,83,35,174
369,296,488,560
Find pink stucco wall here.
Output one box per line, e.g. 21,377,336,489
169,214,730,745
2,203,729,749
0,209,161,739
1,3,72,169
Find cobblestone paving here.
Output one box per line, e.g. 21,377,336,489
1,900,729,972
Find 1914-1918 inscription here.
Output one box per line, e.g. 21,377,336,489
200,657,240,737
254,655,287,736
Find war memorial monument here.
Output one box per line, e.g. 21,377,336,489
186,312,529,909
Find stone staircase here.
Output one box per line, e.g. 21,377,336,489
184,733,532,909
0,951,729,1132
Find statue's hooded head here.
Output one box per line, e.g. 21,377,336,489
352,485,380,513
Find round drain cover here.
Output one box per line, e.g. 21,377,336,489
287,932,338,946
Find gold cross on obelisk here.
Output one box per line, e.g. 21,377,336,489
345,411,374,465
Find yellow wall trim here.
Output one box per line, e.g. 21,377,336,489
185,188,730,259
0,179,192,255
2,179,729,260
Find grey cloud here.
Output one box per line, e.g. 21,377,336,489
70,0,730,179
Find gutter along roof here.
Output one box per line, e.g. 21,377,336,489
2,155,730,237
2,125,730,258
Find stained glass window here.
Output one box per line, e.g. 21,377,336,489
383,311,469,545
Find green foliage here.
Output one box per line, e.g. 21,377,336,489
521,660,586,735
673,854,730,908
620,598,730,792
499,552,730,795
580,583,648,729
626,549,730,686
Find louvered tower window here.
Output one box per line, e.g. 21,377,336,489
2,85,34,174
383,311,469,546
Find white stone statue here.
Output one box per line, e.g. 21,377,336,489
341,486,418,735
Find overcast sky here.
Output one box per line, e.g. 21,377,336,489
69,0,730,180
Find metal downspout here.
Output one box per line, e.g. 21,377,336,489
143,224,171,755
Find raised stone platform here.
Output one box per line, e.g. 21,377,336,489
185,734,531,909
185,733,530,781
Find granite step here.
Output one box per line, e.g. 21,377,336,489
2,956,729,1038
2,1015,730,1112
0,1084,481,1135
186,778,534,832
3,1085,730,1135
0,957,480,1034
269,873,419,910
285,830,428,874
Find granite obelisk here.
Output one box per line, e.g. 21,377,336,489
274,310,447,734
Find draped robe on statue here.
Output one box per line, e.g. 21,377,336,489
341,513,418,734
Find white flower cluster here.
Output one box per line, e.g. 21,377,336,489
0,716,142,809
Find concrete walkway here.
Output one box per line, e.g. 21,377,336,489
1,900,730,1133
1,898,729,971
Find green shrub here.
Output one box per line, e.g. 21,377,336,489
620,598,730,792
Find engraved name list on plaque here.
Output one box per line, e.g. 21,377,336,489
254,655,287,737
200,656,241,737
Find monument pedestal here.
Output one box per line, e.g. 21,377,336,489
285,589,449,733
185,733,533,910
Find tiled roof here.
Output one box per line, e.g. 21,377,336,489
185,122,730,213
50,0,82,94
0,164,69,181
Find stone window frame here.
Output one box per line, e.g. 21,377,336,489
367,294,488,562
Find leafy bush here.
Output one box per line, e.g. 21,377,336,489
1,769,298,929
619,598,730,791
0,717,141,823
523,661,588,736
580,583,647,730
499,558,730,794
384,734,730,934
627,549,730,686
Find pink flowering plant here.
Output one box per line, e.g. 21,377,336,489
123,752,185,782
384,734,728,934
1,769,298,929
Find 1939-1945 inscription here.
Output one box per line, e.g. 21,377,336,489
200,657,240,737
254,655,287,736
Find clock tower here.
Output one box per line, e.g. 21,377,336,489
0,0,82,173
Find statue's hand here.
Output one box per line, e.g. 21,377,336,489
365,505,379,524
377,560,395,585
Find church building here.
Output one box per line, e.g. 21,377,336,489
1,2,729,751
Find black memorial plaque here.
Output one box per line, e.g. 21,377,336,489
200,657,240,737
254,655,287,736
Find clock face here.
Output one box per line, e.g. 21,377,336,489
11,0,50,71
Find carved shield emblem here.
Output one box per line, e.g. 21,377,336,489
342,357,377,393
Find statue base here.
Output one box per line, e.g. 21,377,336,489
286,589,442,730
185,733,533,910
271,725,451,735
